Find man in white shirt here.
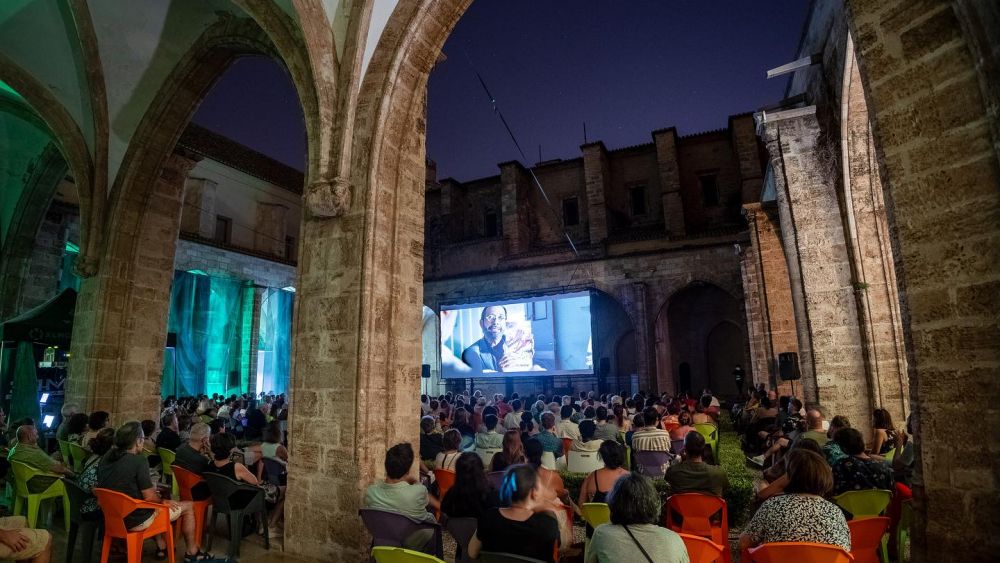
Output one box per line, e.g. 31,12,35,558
556,405,581,441
503,399,523,431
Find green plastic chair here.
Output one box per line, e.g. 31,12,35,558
372,546,446,562
883,448,896,462
11,460,71,530
158,448,179,499
581,502,611,529
694,423,720,463
58,439,74,468
68,442,90,473
897,499,913,562
833,489,892,518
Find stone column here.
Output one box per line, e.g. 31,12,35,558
761,107,871,435
179,177,217,237
652,127,685,236
739,206,772,389
67,151,200,423
616,282,654,393
499,161,530,254
730,114,765,204
580,141,610,243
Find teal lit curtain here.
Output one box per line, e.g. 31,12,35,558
258,288,293,395
9,342,40,425
164,271,249,397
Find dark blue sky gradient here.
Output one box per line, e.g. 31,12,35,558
194,1,811,179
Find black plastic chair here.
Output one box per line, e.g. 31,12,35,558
61,478,103,563
444,516,477,563
203,472,270,558
358,507,443,558
260,457,286,487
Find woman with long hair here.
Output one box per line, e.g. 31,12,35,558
871,408,897,455
669,411,695,441
490,430,526,472
434,429,463,471
440,452,500,519
451,407,476,451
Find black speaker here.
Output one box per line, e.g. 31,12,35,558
778,352,801,381
421,364,431,379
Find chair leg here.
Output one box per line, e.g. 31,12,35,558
63,494,72,532
80,523,98,563
262,511,270,551
205,511,216,552
228,511,244,559
125,534,144,563
65,522,78,563
26,496,40,528
99,534,112,563
165,523,177,563
13,495,23,519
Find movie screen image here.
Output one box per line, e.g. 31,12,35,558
440,291,593,378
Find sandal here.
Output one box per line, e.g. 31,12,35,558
154,548,168,560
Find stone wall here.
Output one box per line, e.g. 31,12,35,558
173,238,296,289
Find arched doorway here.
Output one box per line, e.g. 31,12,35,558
706,321,742,398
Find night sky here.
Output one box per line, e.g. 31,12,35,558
194,1,812,180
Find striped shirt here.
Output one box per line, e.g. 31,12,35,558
631,427,673,453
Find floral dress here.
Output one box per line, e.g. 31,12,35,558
744,494,851,551
77,456,102,515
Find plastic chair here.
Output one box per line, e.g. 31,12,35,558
833,489,892,518
897,499,912,561
372,546,446,562
476,448,502,467
665,493,731,563
540,451,557,470
203,472,270,558
663,421,681,433
93,487,175,563
62,478,102,563
444,516,478,563
432,469,455,520
58,440,74,467
157,448,180,500
882,448,896,462
848,516,890,563
671,439,686,455
487,471,505,490
171,465,211,545
561,437,572,457
746,542,854,562
566,450,603,474
358,507,443,558
580,502,610,529
69,443,90,473
694,423,720,463
624,445,631,470
679,533,726,563
633,450,672,478
479,552,550,562
11,460,71,530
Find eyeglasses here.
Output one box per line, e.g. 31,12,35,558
483,314,506,322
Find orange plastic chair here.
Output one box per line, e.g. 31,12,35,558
665,493,731,563
94,488,175,563
663,421,681,433
847,516,890,563
432,469,455,520
747,542,854,563
679,533,726,563
561,437,572,458
172,465,212,545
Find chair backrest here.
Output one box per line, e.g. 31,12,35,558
69,443,90,472
633,450,671,478
444,516,478,563
372,546,446,563
580,503,610,529
61,477,94,522
359,508,442,556
663,422,681,433
693,423,718,442
847,516,890,563
261,457,286,486
476,448,502,467
747,542,854,563
93,487,155,537
561,438,572,456
479,552,549,563
203,471,264,513
665,493,728,541
540,451,557,470
679,533,726,563
882,448,895,462
670,439,686,455
487,471,505,490
833,489,892,518
171,464,207,502
10,460,56,496
158,448,177,474
58,440,73,466
566,450,603,474
432,469,456,500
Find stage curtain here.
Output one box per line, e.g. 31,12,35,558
257,288,293,396
9,341,40,426
165,271,248,397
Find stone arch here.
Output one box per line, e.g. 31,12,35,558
68,14,316,422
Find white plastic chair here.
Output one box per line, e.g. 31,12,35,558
567,450,603,473
476,448,502,467
540,451,557,470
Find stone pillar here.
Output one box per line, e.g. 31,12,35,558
652,127,685,236
67,152,199,423
245,286,264,397
499,161,530,254
254,202,289,258
730,114,765,204
761,107,871,435
580,141,610,243
738,208,771,390
617,282,654,393
179,177,217,237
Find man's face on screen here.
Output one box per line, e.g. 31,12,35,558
480,306,507,341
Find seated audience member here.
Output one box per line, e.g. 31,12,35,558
870,408,898,455
556,405,581,441
534,412,564,459
475,414,504,451
585,473,688,563
579,441,629,538
364,443,439,550
740,449,851,552
8,425,74,476
491,430,527,472
451,408,476,451
524,439,574,536
631,407,672,454
206,432,283,534
823,416,851,466
830,427,894,497
0,516,53,563
56,403,80,441
755,438,823,501
503,399,524,431
593,407,621,442
520,412,539,443
140,420,157,454
260,421,287,462
156,412,182,452
434,429,463,471
795,408,830,446
571,420,603,453
665,431,729,497
611,404,630,433
692,397,713,425
82,411,110,449
64,413,90,445
98,421,217,562
77,427,115,518
441,452,500,519
174,422,211,494
208,418,226,436
669,412,695,441
468,465,562,563
419,416,444,461
624,413,645,448
660,403,680,431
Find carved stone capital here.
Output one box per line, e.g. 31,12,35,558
305,177,352,218
73,253,100,278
